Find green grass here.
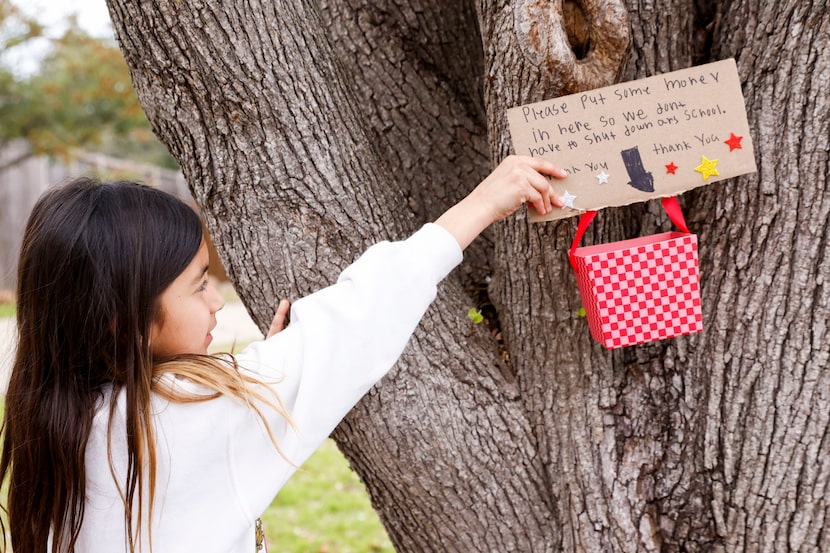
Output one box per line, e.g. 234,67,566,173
0,304,14,319
262,439,394,553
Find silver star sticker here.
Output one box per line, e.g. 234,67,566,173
561,191,577,209
596,171,610,184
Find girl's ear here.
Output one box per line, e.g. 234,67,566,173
147,319,160,354
147,304,165,352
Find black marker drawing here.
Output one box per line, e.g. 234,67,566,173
620,146,654,192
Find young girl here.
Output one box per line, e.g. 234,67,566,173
0,155,566,553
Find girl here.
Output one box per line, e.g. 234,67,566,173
0,156,566,553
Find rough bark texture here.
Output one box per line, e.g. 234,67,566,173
107,0,829,550
697,2,830,550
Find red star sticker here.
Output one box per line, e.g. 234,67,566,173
725,132,743,151
666,162,678,175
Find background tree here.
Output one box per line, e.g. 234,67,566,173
106,0,829,551
0,5,174,170
0,0,41,168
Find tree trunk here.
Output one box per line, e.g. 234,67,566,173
107,0,829,550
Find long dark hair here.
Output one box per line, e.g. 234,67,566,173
0,179,202,552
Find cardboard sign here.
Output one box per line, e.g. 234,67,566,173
507,58,757,221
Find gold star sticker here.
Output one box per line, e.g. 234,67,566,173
694,155,719,182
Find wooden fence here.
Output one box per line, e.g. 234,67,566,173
0,140,190,291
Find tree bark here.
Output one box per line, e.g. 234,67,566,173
107,0,829,550
694,2,830,550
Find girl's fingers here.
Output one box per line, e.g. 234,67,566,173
519,155,569,180
529,162,566,211
523,165,562,213
529,191,547,215
266,298,291,338
531,181,551,214
522,179,549,215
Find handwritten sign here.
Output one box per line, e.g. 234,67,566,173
507,58,757,221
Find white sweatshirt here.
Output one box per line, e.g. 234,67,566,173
75,224,462,553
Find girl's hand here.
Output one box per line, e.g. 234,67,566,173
469,155,567,220
266,299,291,338
435,155,568,249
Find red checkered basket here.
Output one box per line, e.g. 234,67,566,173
569,197,703,349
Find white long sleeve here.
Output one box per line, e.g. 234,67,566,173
77,223,462,553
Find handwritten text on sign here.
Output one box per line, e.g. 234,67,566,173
507,59,757,221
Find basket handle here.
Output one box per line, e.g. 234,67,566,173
569,197,690,271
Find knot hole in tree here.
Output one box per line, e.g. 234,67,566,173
563,0,591,59
512,0,629,92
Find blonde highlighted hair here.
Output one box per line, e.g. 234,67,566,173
108,354,295,552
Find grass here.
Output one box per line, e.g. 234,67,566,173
0,304,14,319
262,439,394,553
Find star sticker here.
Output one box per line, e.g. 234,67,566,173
725,132,743,151
665,162,678,175
694,155,719,182
596,171,610,184
561,191,577,209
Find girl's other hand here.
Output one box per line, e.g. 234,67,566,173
266,299,291,338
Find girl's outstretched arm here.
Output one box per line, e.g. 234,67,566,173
434,155,568,250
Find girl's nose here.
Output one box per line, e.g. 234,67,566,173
210,282,226,313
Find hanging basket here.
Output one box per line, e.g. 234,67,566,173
569,197,703,349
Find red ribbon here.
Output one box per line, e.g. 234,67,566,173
569,197,690,272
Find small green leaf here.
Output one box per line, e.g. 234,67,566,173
467,308,484,324
576,307,586,318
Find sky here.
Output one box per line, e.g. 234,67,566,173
4,0,114,73
20,0,114,37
